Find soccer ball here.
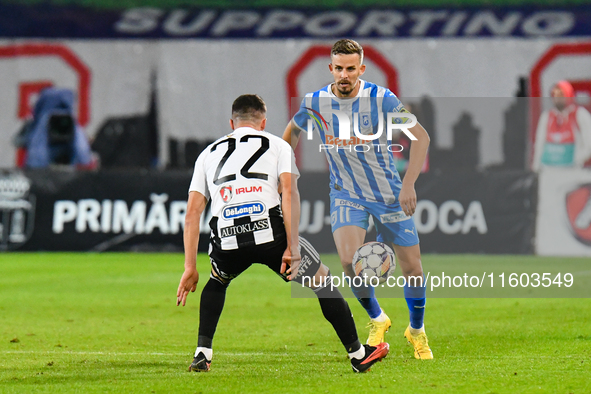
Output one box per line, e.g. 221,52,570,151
352,242,396,283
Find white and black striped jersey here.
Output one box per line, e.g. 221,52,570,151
189,127,299,251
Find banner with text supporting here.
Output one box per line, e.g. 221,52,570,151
1,5,590,39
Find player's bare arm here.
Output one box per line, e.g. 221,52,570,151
282,121,301,151
279,171,301,280
177,190,207,306
399,123,430,217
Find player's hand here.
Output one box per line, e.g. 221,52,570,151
281,247,301,281
399,183,417,217
176,268,199,306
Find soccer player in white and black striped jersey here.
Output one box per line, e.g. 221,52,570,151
176,94,389,373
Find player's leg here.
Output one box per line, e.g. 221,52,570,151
189,254,251,372
381,217,433,360
313,263,389,373
291,236,389,372
330,195,390,343
391,243,432,359
391,243,425,328
296,238,360,352
332,225,366,279
333,225,391,346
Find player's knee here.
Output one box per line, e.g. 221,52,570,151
341,262,355,278
317,263,329,277
339,256,351,267
398,255,423,277
402,266,423,279
298,265,332,291
209,270,232,287
310,270,333,293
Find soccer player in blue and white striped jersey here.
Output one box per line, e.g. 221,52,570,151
283,39,433,360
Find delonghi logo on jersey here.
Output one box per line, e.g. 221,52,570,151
0,171,35,250
334,198,365,211
565,184,591,245
220,186,233,203
220,218,269,238
222,202,265,220
380,211,410,223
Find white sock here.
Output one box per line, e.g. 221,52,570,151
409,325,425,336
348,345,365,360
372,310,388,323
195,346,213,360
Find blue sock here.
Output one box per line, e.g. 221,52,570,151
404,280,426,329
357,297,382,319
347,277,382,319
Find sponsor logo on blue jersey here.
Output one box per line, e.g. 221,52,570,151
334,198,365,210
222,202,265,219
380,211,411,223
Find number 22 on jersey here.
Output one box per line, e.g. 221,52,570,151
211,135,269,185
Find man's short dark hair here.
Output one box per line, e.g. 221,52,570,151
231,94,267,123
331,39,364,64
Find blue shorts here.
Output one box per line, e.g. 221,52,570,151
329,189,419,247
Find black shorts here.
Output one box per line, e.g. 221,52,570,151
209,237,289,284
208,236,322,285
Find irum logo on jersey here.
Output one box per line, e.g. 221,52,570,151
236,186,262,195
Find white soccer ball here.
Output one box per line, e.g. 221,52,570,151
352,241,396,283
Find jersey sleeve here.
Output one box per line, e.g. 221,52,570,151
278,139,300,179
382,89,414,125
188,150,210,200
292,97,311,133
382,89,404,113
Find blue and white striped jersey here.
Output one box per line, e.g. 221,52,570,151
293,80,407,205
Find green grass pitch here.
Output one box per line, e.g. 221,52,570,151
1,253,590,393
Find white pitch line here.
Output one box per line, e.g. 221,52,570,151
0,351,584,360
0,350,339,357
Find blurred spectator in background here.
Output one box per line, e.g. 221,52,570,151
13,88,96,169
532,80,591,171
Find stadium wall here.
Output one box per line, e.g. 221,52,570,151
1,5,591,256
0,37,590,170
0,169,536,254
